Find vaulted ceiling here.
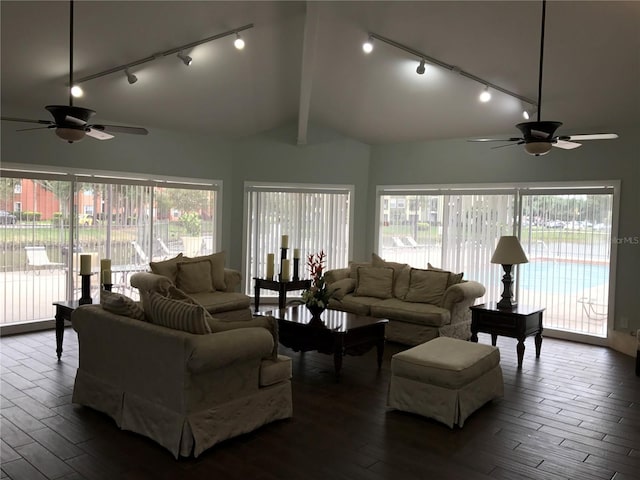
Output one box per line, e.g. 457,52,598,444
2,1,638,145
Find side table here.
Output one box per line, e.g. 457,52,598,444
53,300,82,360
253,278,311,312
470,303,544,369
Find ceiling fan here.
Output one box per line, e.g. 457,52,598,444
1,1,148,143
469,0,617,156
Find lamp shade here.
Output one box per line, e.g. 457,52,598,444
491,236,528,265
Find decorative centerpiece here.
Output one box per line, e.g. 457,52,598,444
301,250,331,320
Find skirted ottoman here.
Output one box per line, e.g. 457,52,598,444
387,336,503,428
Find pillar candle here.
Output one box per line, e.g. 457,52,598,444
102,270,112,284
80,254,91,275
100,259,111,273
266,253,275,279
281,235,289,249
293,248,300,259
281,259,290,281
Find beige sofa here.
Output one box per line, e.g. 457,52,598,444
324,254,485,346
72,300,292,458
131,251,251,321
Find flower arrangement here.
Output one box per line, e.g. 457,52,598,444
301,250,332,312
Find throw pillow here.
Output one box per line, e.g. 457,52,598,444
183,251,226,291
404,268,450,304
176,259,215,294
147,291,212,335
149,253,184,283
327,277,356,301
354,266,394,299
427,262,464,288
349,261,372,280
207,315,279,360
371,253,410,298
100,290,145,321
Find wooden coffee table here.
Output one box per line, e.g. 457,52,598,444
269,306,388,376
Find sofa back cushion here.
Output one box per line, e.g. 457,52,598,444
147,291,212,334
176,259,215,294
354,266,394,299
100,290,145,321
404,268,450,305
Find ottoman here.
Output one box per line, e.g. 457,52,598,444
387,336,503,428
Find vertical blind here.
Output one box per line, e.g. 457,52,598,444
244,183,353,294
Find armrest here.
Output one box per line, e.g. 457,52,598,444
440,281,485,312
324,268,350,284
223,268,242,292
187,327,273,373
130,272,173,293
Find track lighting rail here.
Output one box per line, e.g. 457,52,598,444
73,23,254,84
368,32,536,107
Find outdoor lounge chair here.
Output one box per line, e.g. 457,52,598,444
25,246,64,272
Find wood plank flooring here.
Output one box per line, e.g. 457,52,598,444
1,328,639,479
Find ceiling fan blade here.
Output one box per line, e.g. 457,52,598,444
553,140,582,150
564,133,619,141
86,128,114,140
15,126,55,132
492,142,524,149
1,117,54,125
468,138,522,143
91,124,149,135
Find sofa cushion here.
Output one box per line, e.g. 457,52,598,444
183,252,226,291
370,298,451,327
355,266,394,299
147,291,212,335
328,293,383,316
176,259,215,294
149,253,184,283
404,268,450,305
428,263,464,289
100,290,145,321
372,253,410,299
327,277,356,300
208,315,279,360
188,291,251,314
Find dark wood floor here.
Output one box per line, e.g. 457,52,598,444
1,328,639,480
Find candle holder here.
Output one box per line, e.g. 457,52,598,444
102,283,113,292
79,273,93,305
293,257,300,281
279,247,288,280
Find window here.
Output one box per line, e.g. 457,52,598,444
244,182,353,295
0,168,220,328
376,183,617,339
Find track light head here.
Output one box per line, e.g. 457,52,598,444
479,86,491,103
125,69,138,85
362,35,373,54
416,59,426,75
522,104,537,120
177,51,192,66
70,85,83,98
234,32,245,50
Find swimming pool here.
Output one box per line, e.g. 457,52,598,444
519,260,609,294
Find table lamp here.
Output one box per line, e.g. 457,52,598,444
491,236,528,310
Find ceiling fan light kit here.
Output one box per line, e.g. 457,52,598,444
362,36,374,54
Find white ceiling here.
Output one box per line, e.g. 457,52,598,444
2,1,638,145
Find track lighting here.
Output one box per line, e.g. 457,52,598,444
234,32,245,50
177,51,192,66
125,69,137,85
70,85,83,98
362,36,374,54
416,58,426,75
479,86,491,103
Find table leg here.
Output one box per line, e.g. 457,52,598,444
517,337,525,369
376,336,385,369
254,283,260,313
470,328,478,343
491,333,498,346
55,309,64,361
535,332,542,358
